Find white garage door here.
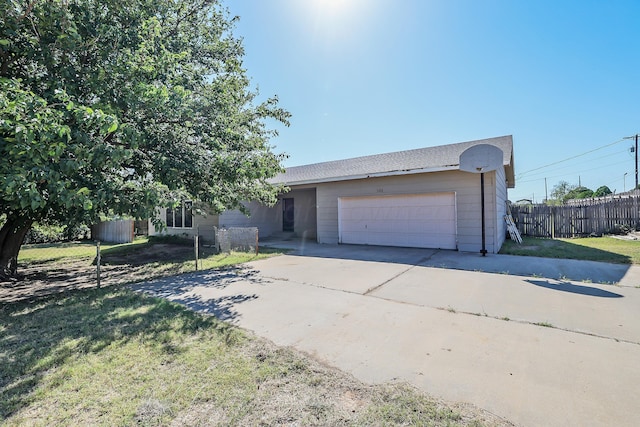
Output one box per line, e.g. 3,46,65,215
338,193,457,249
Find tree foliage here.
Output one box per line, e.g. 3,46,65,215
593,185,612,198
547,181,607,204
0,0,290,278
565,186,594,201
547,181,575,205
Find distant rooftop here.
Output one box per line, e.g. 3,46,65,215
270,135,515,188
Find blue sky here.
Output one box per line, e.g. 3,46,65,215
228,0,640,202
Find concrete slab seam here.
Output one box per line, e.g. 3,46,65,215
363,253,439,296
429,307,640,347
257,275,366,297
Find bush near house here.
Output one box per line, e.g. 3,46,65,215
23,223,91,244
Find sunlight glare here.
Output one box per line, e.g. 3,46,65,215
289,0,380,50
312,0,353,17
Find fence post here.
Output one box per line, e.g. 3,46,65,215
194,235,199,271
255,230,259,256
96,240,101,288
635,196,639,231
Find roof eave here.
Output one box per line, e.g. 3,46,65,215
271,165,461,186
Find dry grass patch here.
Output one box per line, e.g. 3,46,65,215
0,286,512,426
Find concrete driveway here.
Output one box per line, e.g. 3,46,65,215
132,244,640,427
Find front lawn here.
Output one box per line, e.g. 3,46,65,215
6,239,284,303
500,236,640,264
18,237,150,264
0,287,505,426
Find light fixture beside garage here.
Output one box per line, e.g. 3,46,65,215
459,144,504,256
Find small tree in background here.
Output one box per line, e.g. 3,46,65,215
593,186,613,198
547,181,575,205
547,181,612,204
564,186,594,202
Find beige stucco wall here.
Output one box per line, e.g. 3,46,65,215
315,169,503,253
218,188,318,239
218,201,281,237
148,208,219,243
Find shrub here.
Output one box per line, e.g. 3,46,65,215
23,223,91,244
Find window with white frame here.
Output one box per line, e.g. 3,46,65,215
166,201,193,228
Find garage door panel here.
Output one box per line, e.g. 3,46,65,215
367,221,386,233
391,221,409,234
407,233,456,248
408,221,448,234
339,193,456,249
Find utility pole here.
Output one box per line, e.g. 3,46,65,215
624,134,639,190
545,178,548,203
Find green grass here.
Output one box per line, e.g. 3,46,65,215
15,239,284,290
500,236,640,264
101,250,284,284
19,237,150,263
533,322,554,328
198,251,276,270
0,287,499,426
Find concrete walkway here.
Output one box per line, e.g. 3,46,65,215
262,238,640,286
132,244,640,427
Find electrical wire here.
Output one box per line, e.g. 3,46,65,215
516,138,627,178
519,148,629,179
517,158,631,184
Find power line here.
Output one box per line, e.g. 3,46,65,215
517,138,627,178
519,148,629,179
517,159,631,184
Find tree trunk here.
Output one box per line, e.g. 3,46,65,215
0,218,33,281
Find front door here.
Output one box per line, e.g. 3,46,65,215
283,198,294,232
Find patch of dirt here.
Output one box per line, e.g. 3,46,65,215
103,243,193,265
0,244,197,304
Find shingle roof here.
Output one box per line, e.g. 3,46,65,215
271,135,515,188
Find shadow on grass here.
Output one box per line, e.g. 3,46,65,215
131,268,269,321
500,237,632,264
526,280,624,298
9,241,285,304
99,243,194,266
0,286,236,419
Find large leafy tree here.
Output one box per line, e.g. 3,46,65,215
0,0,290,279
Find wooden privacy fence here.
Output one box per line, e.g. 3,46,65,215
510,198,640,238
